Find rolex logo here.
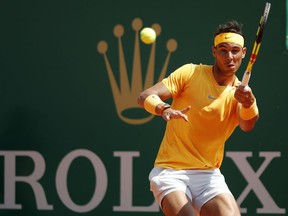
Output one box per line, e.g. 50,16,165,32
97,18,178,125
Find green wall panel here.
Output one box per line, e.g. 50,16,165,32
0,0,287,215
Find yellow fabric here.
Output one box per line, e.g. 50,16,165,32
214,32,244,47
144,94,164,115
239,100,259,120
154,63,239,170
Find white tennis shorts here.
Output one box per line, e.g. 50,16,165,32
149,167,233,214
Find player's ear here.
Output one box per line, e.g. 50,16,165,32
212,46,216,57
242,47,247,58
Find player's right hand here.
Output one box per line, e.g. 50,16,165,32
162,106,191,122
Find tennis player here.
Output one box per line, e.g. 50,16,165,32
137,20,259,216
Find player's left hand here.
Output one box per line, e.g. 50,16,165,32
234,85,256,108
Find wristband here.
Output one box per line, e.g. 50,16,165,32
144,95,164,115
239,101,259,120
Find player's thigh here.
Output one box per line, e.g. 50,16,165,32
162,190,195,216
200,193,240,216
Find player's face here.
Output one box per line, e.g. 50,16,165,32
212,43,246,74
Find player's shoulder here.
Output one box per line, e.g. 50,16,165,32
180,63,212,70
171,63,194,78
197,63,213,70
189,63,212,75
176,63,198,73
169,63,212,80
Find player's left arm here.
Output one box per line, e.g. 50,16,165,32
234,85,259,132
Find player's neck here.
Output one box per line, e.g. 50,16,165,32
212,66,235,86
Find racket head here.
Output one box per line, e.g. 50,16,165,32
256,2,271,44
241,2,271,86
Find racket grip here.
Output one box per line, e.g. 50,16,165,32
241,71,250,87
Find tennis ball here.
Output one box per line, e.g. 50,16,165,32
140,27,156,44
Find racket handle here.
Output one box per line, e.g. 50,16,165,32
241,71,250,87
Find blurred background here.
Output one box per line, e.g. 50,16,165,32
0,0,287,215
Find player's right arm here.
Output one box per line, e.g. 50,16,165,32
137,82,190,122
137,82,171,107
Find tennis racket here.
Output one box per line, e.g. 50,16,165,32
241,2,271,87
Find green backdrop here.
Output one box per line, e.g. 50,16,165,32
0,0,287,215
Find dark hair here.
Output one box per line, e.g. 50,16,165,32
214,20,244,37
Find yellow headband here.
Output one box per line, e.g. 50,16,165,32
214,32,244,47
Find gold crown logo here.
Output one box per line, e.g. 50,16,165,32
97,18,177,125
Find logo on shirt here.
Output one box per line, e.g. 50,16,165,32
208,95,218,100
